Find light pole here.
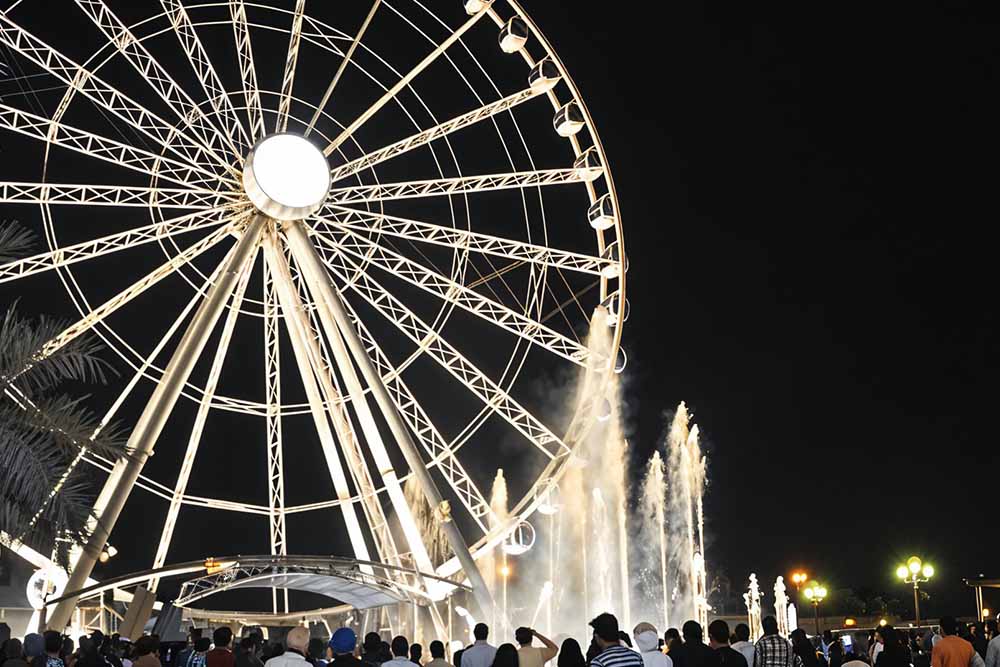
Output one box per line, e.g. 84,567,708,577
896,556,934,626
791,572,808,592
803,582,827,636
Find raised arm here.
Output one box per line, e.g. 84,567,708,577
533,630,559,662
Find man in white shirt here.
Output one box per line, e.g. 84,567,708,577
389,637,421,667
515,628,558,667
730,624,754,667
265,628,310,667
461,625,497,667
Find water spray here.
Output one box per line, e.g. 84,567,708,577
531,581,554,627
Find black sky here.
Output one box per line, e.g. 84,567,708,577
531,1,999,614
3,0,999,618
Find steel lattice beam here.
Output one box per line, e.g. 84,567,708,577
159,0,252,150
262,255,290,613
323,0,496,155
335,289,493,532
330,87,543,182
0,182,230,209
317,243,570,461
38,218,247,362
315,225,589,365
0,206,242,284
321,205,613,276
0,102,225,190
229,0,266,141
325,168,593,204
150,242,257,591
275,0,306,132
73,0,241,162
0,14,234,176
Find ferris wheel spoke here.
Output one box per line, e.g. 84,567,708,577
262,254,289,617
281,226,447,589
229,0,266,141
0,205,242,284
159,0,252,150
305,0,381,137
36,216,248,364
321,204,612,276
312,224,589,366
73,0,242,163
262,233,376,570
77,252,231,535
329,87,544,181
326,168,593,205
322,0,497,157
0,14,236,176
0,182,228,209
317,245,571,461
26,251,224,549
0,102,230,189
150,241,257,589
280,248,404,572
274,0,306,133
336,291,492,532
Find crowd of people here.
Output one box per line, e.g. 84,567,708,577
2,612,996,667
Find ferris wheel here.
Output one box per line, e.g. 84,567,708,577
0,0,626,625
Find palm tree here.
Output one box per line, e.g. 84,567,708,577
0,220,127,565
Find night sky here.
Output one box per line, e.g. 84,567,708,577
526,1,1000,615
2,1,999,619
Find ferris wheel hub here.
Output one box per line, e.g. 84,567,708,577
242,133,331,221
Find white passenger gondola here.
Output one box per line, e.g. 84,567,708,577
601,291,630,327
502,521,536,555
600,241,626,279
588,193,616,230
528,57,561,92
553,101,585,136
573,146,603,181
499,17,529,53
463,0,487,15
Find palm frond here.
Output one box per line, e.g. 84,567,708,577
0,304,116,396
0,220,35,262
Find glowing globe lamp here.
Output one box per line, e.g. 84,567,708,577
243,134,331,221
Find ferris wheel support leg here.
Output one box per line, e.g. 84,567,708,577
283,221,496,619
46,215,267,632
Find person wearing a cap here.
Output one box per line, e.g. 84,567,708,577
328,629,362,667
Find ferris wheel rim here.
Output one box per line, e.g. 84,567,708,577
0,0,627,583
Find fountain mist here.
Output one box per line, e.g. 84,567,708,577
483,469,509,635
665,403,709,628
479,310,712,641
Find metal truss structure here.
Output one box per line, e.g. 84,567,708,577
0,0,626,629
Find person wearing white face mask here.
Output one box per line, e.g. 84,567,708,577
633,623,673,667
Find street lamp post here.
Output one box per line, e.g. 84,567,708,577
896,556,934,626
803,582,827,636
791,572,808,592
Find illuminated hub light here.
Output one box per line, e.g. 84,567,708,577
243,133,331,221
